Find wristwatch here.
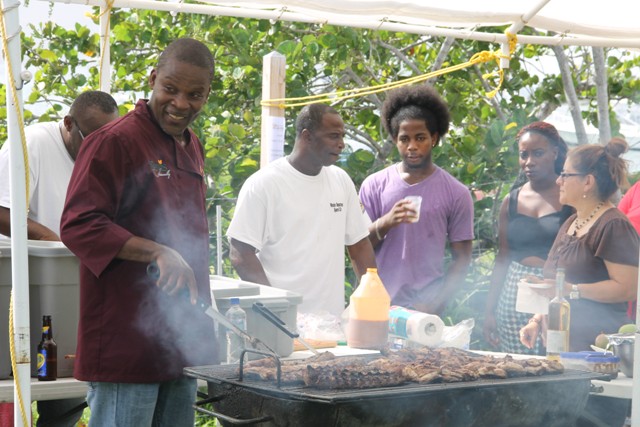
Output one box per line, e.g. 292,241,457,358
570,284,580,300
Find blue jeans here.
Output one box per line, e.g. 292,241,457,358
86,377,197,427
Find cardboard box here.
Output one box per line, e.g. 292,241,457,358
210,275,303,359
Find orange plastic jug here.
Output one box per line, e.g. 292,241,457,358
347,268,390,349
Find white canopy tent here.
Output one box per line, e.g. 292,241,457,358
4,0,640,425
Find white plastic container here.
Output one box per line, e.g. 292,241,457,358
211,276,302,358
516,279,551,314
27,241,79,378
0,240,80,379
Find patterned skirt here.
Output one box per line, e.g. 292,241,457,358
495,261,545,355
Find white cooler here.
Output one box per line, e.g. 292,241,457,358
0,240,80,379
27,241,80,378
210,275,303,358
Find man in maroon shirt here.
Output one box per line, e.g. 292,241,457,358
61,38,216,427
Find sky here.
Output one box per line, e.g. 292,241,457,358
0,1,97,81
20,1,96,31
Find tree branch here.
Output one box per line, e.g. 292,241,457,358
375,40,422,75
592,47,611,143
425,37,456,85
344,123,379,152
343,67,383,108
551,45,589,145
473,64,507,122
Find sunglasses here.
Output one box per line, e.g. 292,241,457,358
71,118,86,141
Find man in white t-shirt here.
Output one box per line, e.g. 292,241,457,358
0,91,119,241
0,90,118,427
227,103,377,316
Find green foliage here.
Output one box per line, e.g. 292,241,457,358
5,9,640,351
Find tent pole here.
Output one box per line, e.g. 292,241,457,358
32,0,640,49
99,4,111,92
501,0,551,68
260,52,286,168
3,0,32,424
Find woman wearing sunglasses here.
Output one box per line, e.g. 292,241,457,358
520,137,638,352
520,136,638,427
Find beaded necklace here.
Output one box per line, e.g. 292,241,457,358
572,201,604,235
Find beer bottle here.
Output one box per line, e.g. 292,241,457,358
37,315,57,381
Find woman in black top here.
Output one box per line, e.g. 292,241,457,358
483,122,571,354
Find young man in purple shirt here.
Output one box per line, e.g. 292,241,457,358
359,85,474,315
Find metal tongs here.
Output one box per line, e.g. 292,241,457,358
146,262,277,356
252,302,320,355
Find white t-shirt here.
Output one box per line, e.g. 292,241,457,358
0,121,73,236
227,157,369,316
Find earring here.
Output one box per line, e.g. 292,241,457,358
582,194,587,199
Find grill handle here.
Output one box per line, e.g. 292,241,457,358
252,302,321,355
193,398,273,425
239,348,285,387
252,302,299,338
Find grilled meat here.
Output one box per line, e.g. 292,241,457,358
241,348,564,389
305,363,406,389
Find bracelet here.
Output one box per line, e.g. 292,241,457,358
374,219,385,240
570,284,580,300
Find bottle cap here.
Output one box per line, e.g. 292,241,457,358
230,297,240,305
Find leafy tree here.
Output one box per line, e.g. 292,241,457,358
3,8,640,348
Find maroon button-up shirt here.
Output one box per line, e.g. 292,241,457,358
61,100,217,382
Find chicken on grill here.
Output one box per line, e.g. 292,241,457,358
241,347,564,389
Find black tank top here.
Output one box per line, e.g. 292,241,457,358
506,187,573,262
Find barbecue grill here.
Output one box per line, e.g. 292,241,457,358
185,351,604,427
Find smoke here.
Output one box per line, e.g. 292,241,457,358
124,161,219,370
134,284,218,372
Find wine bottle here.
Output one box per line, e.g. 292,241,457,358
546,268,570,360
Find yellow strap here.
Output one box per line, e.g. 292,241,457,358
8,292,29,426
262,33,518,109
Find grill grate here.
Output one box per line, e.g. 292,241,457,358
184,363,604,404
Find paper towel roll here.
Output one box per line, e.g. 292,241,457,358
389,306,444,347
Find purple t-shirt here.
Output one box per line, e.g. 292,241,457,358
359,165,474,302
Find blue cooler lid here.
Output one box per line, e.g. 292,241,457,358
560,352,588,360
579,351,620,363
560,351,619,363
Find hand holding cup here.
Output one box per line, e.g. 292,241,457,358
404,196,422,223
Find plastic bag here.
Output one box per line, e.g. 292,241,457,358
297,311,346,341
438,318,475,350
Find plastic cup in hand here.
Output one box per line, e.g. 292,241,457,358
404,196,422,223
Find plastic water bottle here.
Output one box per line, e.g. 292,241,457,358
225,298,247,364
